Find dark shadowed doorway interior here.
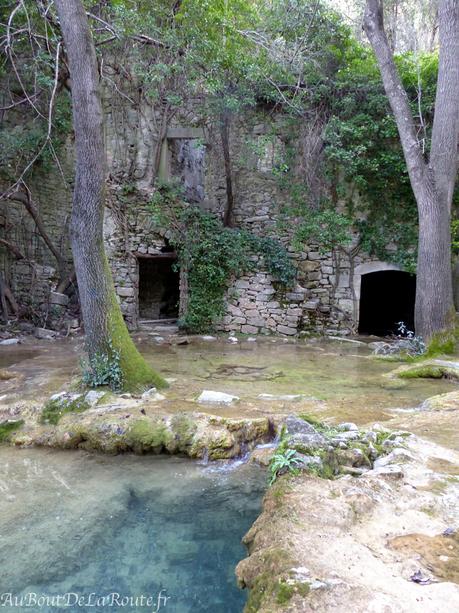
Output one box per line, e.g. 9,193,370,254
358,270,416,336
138,255,179,321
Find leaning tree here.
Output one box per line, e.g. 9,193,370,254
54,0,166,390
364,0,459,341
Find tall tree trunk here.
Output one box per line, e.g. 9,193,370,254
416,185,454,337
54,0,166,390
364,0,459,341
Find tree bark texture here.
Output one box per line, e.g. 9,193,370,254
364,0,459,340
54,0,166,389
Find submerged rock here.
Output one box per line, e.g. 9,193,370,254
197,390,240,404
421,390,459,411
258,393,304,401
0,338,20,345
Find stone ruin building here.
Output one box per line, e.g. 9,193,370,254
0,91,417,338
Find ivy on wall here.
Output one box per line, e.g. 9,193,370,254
149,180,295,333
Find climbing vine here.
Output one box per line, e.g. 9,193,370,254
264,45,446,274
149,181,295,333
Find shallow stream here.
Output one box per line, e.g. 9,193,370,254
0,335,455,446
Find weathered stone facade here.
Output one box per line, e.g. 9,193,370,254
1,92,399,336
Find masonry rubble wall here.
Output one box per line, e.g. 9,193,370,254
1,96,384,335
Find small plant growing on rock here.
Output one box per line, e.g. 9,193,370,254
373,322,426,358
81,343,122,391
269,448,303,485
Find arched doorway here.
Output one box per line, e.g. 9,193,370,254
358,270,416,336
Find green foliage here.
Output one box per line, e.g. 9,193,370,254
271,41,442,272
321,48,440,270
245,234,296,287
269,447,303,485
0,420,24,443
294,209,352,253
40,396,90,425
150,180,295,333
0,3,72,184
81,342,123,392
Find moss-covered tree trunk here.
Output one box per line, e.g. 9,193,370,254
54,0,166,390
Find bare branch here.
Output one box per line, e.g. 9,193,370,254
0,238,25,260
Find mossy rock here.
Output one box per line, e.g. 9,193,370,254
167,414,198,453
421,390,459,411
394,360,459,381
126,418,173,453
237,547,298,613
0,419,24,443
40,395,90,425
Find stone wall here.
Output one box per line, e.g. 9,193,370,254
0,143,74,316
1,90,388,335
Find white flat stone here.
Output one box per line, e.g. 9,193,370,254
0,338,20,345
197,390,239,404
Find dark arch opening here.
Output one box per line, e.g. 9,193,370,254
138,254,179,321
358,270,416,336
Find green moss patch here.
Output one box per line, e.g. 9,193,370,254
398,365,454,379
243,548,296,613
107,279,168,392
424,328,458,358
127,418,173,452
40,396,90,425
0,419,24,442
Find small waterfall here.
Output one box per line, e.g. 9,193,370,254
198,448,209,466
172,139,205,203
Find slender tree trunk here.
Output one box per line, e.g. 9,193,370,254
179,265,189,319
364,0,459,341
0,275,8,323
8,187,68,282
220,110,235,227
54,0,166,390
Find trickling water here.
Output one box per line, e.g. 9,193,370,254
171,139,205,203
0,449,265,613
